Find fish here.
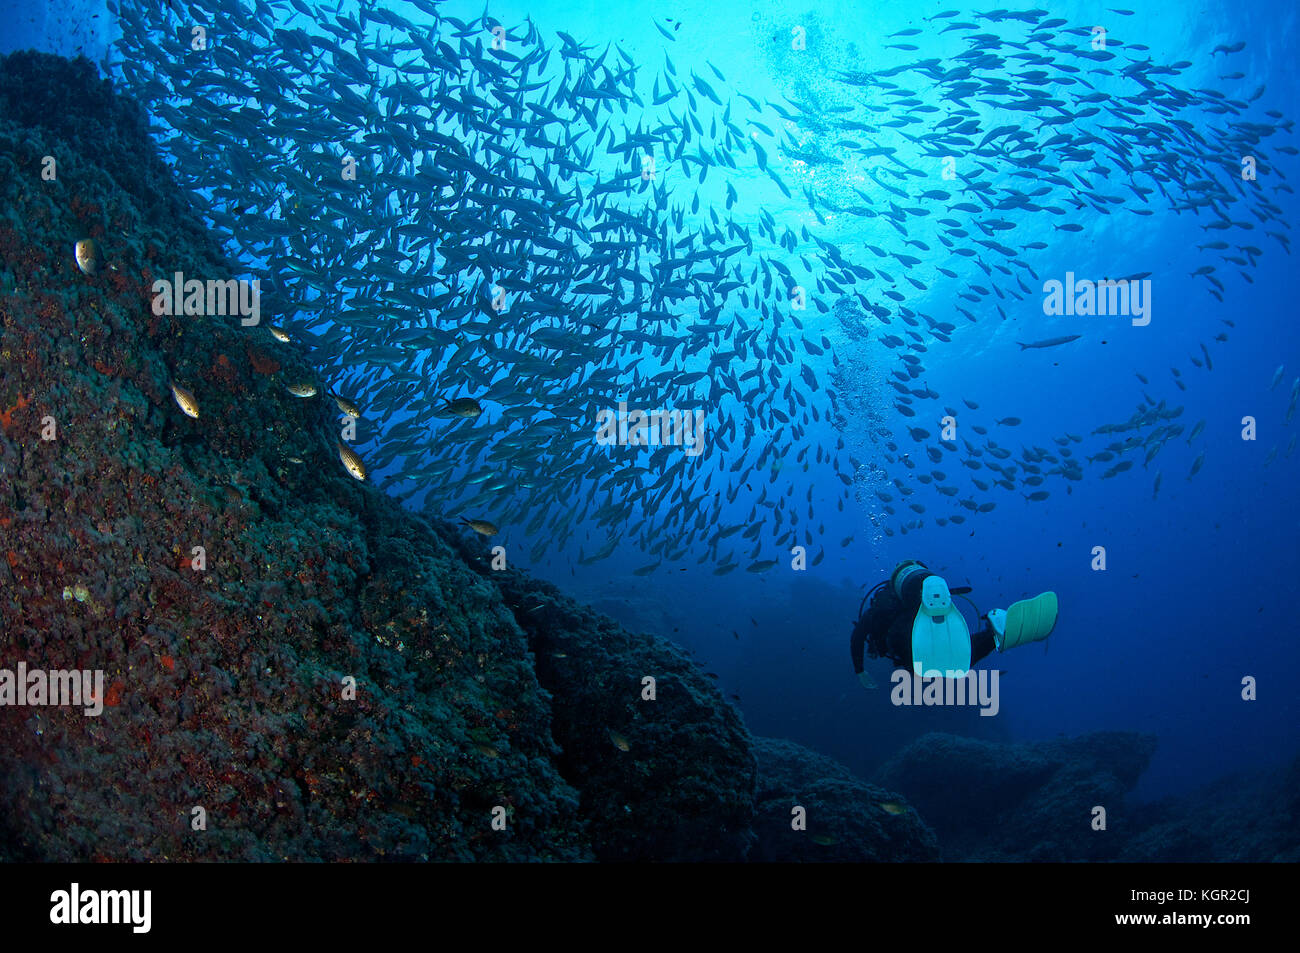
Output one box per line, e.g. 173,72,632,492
810,834,837,846
608,729,630,752
443,397,483,419
170,383,199,419
285,382,317,397
337,442,366,481
74,238,101,275
267,325,291,343
1271,365,1285,391
462,518,499,536
1017,335,1081,350
331,392,362,418
996,417,1022,426
879,801,908,815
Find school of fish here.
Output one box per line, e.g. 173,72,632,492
105,0,1297,567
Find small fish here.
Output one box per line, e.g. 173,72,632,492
608,729,630,752
74,238,101,275
996,417,1022,426
811,834,837,846
444,397,483,418
332,392,362,417
337,441,366,480
475,744,499,759
267,325,291,343
462,517,498,536
880,801,908,815
1017,335,1081,351
170,383,199,419
1270,365,1285,391
285,382,318,397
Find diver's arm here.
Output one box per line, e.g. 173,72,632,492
850,618,868,675
851,618,877,687
851,592,894,689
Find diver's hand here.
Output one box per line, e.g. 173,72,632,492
857,670,877,691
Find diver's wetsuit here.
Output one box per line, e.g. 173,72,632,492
850,568,997,675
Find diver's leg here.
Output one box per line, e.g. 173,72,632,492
970,625,996,664
886,612,912,668
986,593,1058,652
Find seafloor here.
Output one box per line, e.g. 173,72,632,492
0,51,1293,862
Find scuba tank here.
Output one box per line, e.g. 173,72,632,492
891,559,933,604
858,560,933,620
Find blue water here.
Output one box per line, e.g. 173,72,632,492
8,0,1298,805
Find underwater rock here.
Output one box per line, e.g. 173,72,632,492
447,538,758,862
0,50,753,862
1119,754,1300,863
748,737,939,862
876,731,1157,861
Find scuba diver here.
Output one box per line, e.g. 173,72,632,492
850,560,1059,688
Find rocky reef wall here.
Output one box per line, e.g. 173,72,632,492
0,51,744,861
0,52,942,863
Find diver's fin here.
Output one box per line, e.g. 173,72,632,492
996,592,1058,651
910,575,972,677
